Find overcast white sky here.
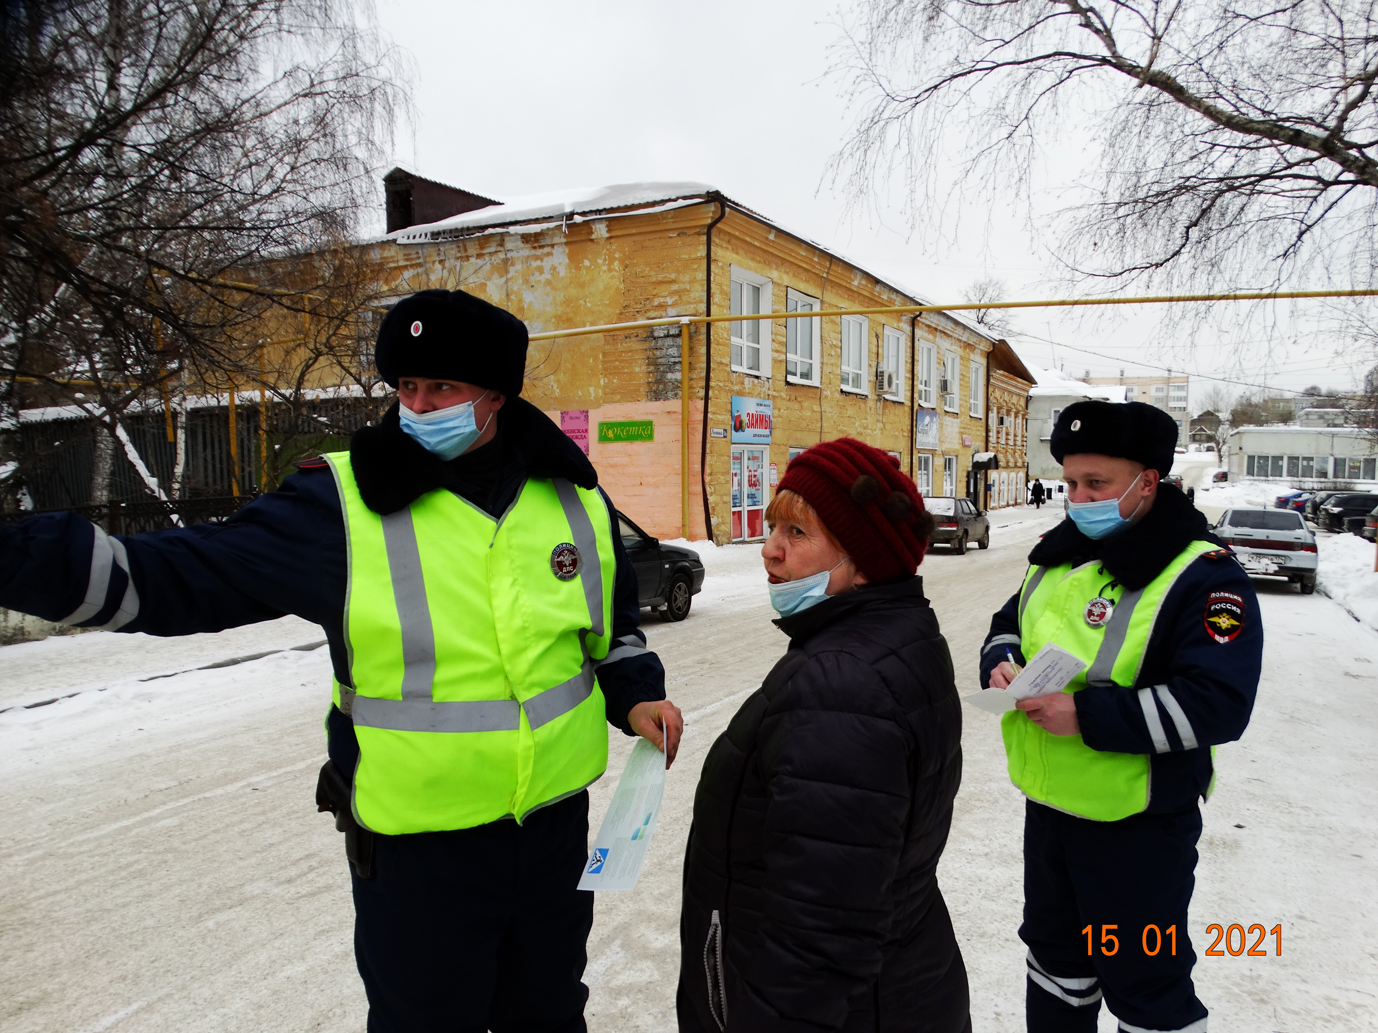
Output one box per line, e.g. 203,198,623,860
374,0,1371,405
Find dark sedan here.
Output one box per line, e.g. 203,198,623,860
926,496,990,555
617,510,705,621
1320,492,1378,532
1305,490,1343,522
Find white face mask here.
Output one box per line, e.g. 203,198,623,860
767,560,845,618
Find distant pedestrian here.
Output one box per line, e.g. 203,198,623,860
678,438,971,1033
1031,477,1046,509
1187,485,1196,505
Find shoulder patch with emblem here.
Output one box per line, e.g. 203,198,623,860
1201,547,1233,560
1204,590,1245,643
294,457,329,470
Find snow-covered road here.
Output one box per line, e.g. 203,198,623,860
2,505,1375,1032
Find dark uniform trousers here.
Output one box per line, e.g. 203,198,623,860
351,791,594,1033
1021,800,1208,1033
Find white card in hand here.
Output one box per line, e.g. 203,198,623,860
577,733,667,892
963,642,1088,715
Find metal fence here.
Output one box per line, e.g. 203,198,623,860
7,396,377,512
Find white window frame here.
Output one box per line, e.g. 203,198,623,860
839,314,868,394
730,265,772,378
917,340,937,408
942,354,960,413
969,359,984,418
942,454,957,496
785,287,820,386
881,325,905,401
915,454,933,495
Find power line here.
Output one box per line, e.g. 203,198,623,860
1008,331,1354,397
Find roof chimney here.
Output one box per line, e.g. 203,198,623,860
383,168,501,233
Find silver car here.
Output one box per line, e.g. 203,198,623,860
1213,508,1318,594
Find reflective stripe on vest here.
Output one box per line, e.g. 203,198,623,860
1003,539,1217,821
325,452,615,834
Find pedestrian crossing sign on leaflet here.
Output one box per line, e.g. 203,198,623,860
586,848,607,874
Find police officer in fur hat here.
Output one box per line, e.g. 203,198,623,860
0,288,683,1032
978,400,1261,1033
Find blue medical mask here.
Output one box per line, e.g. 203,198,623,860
1066,472,1144,540
398,393,493,461
768,560,845,619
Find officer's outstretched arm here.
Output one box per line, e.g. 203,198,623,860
0,469,345,637
1074,559,1263,755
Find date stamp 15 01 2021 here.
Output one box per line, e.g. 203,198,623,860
1082,924,1283,957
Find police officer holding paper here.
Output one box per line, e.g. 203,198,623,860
979,401,1261,1033
0,288,683,1032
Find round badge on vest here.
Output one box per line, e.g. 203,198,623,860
410,320,423,337
1084,596,1115,628
550,543,581,581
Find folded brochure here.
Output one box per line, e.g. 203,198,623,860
578,729,667,892
963,642,1087,715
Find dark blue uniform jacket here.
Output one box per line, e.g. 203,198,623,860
979,485,1262,815
0,399,667,780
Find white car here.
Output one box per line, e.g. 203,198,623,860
1213,508,1318,594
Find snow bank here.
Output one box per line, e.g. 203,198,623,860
1316,532,1378,628
1192,476,1276,509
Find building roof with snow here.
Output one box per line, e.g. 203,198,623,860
1026,366,1128,402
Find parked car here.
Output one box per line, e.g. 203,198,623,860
1283,491,1315,513
926,496,990,555
1364,505,1378,542
1320,493,1378,532
1305,490,1343,522
1213,508,1317,593
1273,489,1307,509
1212,470,1228,483
1346,515,1369,536
616,510,705,621
1164,474,1184,490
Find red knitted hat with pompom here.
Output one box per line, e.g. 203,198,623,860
775,437,929,584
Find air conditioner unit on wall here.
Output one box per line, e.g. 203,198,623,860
877,368,897,395
939,378,951,394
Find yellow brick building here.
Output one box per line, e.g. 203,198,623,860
986,340,1035,508
344,177,1027,542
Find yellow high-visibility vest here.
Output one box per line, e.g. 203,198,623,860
1003,539,1216,821
324,452,615,835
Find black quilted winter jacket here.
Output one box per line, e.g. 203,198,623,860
677,578,971,1033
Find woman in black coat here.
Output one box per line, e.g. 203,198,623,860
678,438,971,1033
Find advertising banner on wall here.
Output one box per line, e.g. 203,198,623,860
560,410,590,455
914,409,940,450
731,396,773,443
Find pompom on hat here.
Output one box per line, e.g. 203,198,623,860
775,437,931,584
374,289,528,397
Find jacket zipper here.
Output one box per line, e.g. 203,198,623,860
704,908,727,1030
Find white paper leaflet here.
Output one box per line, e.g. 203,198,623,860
964,642,1088,715
577,732,667,892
